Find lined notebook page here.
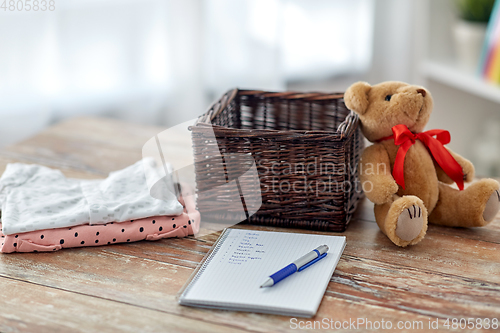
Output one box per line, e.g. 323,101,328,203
179,229,346,317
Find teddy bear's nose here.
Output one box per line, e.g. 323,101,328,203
417,89,427,97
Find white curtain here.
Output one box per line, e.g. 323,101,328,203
0,0,374,147
204,0,375,97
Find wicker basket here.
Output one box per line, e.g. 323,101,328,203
191,89,364,232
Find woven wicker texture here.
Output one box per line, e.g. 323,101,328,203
191,89,364,231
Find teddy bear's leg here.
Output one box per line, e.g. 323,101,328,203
374,195,428,247
429,179,500,227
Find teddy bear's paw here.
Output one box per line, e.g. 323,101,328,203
379,195,428,247
483,190,500,223
396,205,425,242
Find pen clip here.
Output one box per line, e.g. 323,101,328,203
297,253,327,272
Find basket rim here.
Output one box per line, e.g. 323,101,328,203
193,123,344,141
195,88,359,140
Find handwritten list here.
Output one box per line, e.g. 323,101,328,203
225,231,265,264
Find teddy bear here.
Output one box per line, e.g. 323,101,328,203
344,81,500,247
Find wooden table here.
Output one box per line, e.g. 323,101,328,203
0,117,498,333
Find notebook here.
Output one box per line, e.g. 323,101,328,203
178,228,346,317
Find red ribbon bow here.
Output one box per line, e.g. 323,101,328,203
379,124,464,190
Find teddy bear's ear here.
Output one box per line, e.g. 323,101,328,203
344,81,371,115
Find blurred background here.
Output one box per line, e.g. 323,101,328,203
1,0,500,176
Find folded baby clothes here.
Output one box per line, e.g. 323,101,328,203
0,192,200,253
0,160,183,235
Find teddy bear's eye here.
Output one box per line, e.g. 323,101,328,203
385,95,392,101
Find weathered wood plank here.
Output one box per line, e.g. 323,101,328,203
330,255,500,318
1,116,192,175
0,156,106,180
342,220,500,283
0,276,250,333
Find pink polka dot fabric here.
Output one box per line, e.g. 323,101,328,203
0,194,200,253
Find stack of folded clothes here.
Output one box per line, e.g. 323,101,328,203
0,160,199,253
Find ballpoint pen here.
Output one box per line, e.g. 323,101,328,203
260,245,329,288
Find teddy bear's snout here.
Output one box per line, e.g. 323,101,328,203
416,89,426,97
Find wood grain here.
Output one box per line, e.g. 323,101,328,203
0,277,248,333
0,116,498,333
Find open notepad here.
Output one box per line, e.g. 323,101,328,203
178,229,346,317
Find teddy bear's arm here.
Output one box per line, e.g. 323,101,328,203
434,148,475,183
359,144,399,204
447,148,475,182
